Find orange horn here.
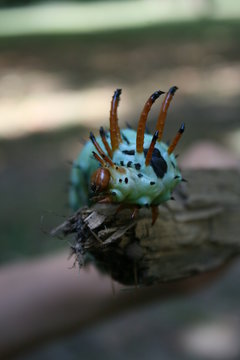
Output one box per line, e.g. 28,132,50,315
109,89,122,152
168,123,185,154
90,132,114,167
156,86,178,141
136,90,164,154
145,130,159,166
92,151,105,167
99,127,113,158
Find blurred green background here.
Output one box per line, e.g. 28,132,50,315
0,0,239,265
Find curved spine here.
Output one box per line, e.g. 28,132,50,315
168,123,185,154
145,130,159,166
92,151,105,167
89,132,114,167
136,90,164,154
156,86,178,141
99,127,113,158
110,89,122,152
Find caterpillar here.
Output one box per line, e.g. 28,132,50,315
69,86,185,225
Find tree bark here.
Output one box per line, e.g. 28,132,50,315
53,169,240,286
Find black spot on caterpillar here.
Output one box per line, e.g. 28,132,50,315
122,150,135,156
143,148,167,178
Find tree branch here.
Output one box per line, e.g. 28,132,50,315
53,169,240,285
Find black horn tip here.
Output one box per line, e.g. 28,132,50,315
179,122,185,134
99,126,105,136
89,131,96,141
151,90,165,102
114,88,122,98
169,86,178,95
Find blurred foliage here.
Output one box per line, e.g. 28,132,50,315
0,0,122,7
0,0,41,7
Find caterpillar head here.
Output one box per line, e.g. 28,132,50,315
90,156,128,201
90,167,111,193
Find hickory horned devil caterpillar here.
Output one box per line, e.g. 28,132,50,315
69,86,185,225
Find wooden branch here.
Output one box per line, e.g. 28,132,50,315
53,169,240,286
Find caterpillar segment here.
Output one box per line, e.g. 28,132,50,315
70,87,185,225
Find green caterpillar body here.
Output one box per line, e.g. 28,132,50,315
69,87,185,224
70,128,182,210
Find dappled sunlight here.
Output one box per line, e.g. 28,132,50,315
0,62,239,138
0,2,239,140
0,84,130,138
